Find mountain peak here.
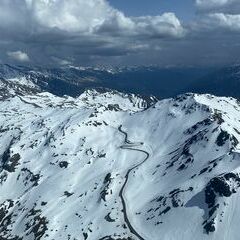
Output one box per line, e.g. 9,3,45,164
0,88,240,239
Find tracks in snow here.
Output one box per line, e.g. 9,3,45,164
118,125,150,240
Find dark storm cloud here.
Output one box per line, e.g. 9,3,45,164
0,0,240,66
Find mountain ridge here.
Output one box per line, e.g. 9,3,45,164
0,83,240,239
0,63,212,99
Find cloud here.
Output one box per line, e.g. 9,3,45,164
96,12,185,38
193,0,240,33
51,57,72,66
0,0,185,38
206,13,240,31
0,0,239,67
196,0,240,13
191,13,240,33
34,0,184,37
196,0,236,8
0,0,186,66
173,1,240,67
7,51,30,62
26,0,114,33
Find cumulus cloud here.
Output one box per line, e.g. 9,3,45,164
193,0,240,32
96,12,185,38
0,0,186,66
7,51,30,62
191,13,240,33
0,0,240,67
206,13,240,31
51,1,182,37
0,0,185,38
26,0,115,33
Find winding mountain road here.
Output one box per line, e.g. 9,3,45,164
118,125,150,240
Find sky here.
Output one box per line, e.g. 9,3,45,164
0,0,240,67
109,0,196,21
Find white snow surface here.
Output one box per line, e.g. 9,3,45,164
0,89,240,240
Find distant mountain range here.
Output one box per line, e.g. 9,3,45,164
190,65,240,98
1,63,240,100
0,64,214,99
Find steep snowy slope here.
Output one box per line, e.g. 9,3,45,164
0,87,240,240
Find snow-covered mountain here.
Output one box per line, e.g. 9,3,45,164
1,77,240,240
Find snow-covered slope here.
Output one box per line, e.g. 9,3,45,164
1,87,240,240
0,76,40,99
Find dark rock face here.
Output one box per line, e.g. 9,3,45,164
3,153,21,173
206,173,240,207
204,219,216,234
203,172,240,234
1,138,21,174
25,207,49,240
0,199,49,240
59,161,69,168
18,168,41,187
0,200,22,240
99,237,133,240
100,173,112,202
216,130,230,147
147,187,194,223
